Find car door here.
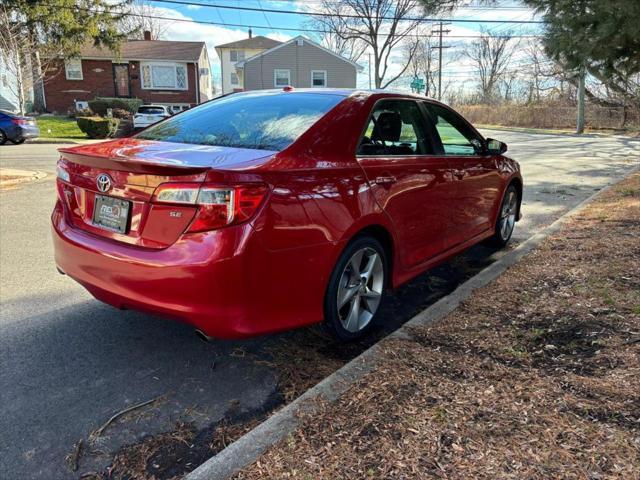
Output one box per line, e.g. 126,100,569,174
357,99,454,269
424,102,502,246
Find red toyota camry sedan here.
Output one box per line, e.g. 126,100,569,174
52,89,522,341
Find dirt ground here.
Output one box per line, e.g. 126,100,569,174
235,173,640,479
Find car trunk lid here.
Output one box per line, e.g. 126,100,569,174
57,138,276,249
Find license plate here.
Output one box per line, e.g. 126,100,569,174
93,195,130,233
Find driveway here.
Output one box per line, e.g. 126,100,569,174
1,132,638,479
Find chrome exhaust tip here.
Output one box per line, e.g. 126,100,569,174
195,329,212,342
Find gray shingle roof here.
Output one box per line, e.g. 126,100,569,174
80,40,205,62
215,36,282,50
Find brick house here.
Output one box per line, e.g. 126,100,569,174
43,32,213,114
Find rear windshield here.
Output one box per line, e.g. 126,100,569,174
137,92,344,151
138,106,166,115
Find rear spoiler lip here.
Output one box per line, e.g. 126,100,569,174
58,150,211,175
58,141,278,175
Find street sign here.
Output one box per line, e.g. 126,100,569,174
410,77,425,94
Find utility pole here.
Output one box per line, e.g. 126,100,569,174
576,64,586,134
432,21,451,101
368,52,372,90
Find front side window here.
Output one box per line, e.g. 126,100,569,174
425,103,480,155
137,92,344,151
274,69,291,87
141,62,188,90
65,58,83,80
358,100,431,156
311,70,327,87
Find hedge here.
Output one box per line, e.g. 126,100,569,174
76,116,120,139
87,97,143,115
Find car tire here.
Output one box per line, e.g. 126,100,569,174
0,130,6,145
488,184,519,247
324,236,387,342
11,138,25,145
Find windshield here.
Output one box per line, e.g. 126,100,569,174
137,92,344,151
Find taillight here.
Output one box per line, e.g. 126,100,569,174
152,183,268,232
12,118,28,125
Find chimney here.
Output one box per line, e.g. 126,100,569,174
248,28,252,39
143,30,152,41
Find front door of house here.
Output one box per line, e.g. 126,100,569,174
113,64,130,97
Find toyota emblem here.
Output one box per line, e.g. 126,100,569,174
96,173,112,193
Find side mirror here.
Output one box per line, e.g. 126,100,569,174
486,138,507,154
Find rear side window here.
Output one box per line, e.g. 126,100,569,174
137,92,344,151
358,100,432,156
425,103,481,155
138,106,166,115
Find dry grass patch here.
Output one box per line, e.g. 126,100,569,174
236,174,640,480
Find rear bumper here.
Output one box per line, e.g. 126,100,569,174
51,201,263,338
2,124,39,140
19,125,40,139
133,117,165,128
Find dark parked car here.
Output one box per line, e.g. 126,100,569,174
0,110,40,145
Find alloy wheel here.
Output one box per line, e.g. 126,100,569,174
499,189,517,241
337,247,384,333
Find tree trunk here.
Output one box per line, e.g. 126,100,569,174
576,66,586,134
30,50,45,113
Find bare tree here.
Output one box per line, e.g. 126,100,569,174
0,6,66,114
310,0,425,89
0,8,28,113
465,31,516,103
118,0,172,40
308,14,367,63
402,31,439,95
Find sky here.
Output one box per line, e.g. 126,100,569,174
139,0,543,94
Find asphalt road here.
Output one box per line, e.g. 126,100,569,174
1,131,638,479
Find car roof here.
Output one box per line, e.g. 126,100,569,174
229,88,439,103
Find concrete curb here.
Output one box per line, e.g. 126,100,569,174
0,170,47,189
29,139,103,145
478,125,639,139
185,165,639,480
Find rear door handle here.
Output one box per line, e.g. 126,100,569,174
375,176,397,185
453,169,465,180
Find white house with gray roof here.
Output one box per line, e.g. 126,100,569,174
216,34,362,94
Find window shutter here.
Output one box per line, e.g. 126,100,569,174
142,64,151,88
176,65,187,89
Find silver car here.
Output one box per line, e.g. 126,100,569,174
133,105,172,129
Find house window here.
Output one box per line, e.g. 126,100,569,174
140,62,188,90
65,58,83,80
199,67,209,76
311,70,327,87
274,69,291,87
230,72,239,85
229,50,245,62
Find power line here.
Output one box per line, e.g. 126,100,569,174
229,0,534,10
149,0,545,24
36,3,544,38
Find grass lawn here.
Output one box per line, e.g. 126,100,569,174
35,115,86,140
